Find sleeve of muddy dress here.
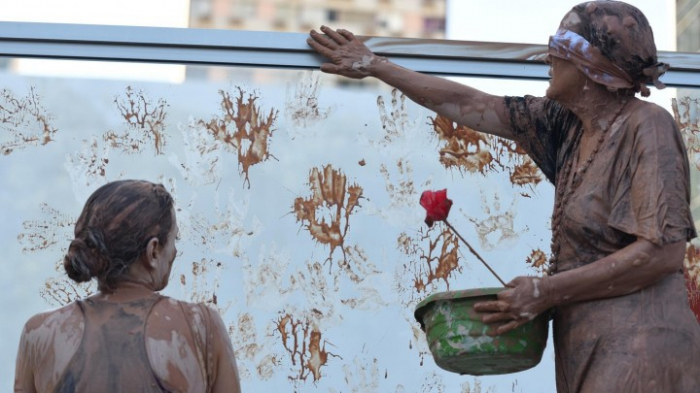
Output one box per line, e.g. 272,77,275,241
502,95,567,183
14,323,37,393
608,105,698,245
207,306,241,393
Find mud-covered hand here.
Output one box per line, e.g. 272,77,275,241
307,26,384,79
473,276,552,336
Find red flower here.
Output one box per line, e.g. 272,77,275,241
420,189,453,227
684,268,700,324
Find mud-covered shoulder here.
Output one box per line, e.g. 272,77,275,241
625,99,679,132
23,302,82,334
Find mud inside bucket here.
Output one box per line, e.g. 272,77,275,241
414,287,549,376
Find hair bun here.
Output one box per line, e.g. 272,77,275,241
63,227,110,283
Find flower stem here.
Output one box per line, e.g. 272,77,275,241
444,219,506,287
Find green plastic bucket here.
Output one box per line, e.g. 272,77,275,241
414,287,549,375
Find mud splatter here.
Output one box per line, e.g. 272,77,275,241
358,159,366,166
17,203,74,253
377,89,414,146
430,114,542,187
341,357,380,392
243,245,292,306
293,165,364,272
16,203,97,306
273,313,340,383
186,187,258,258
41,275,96,307
230,314,257,379
64,137,111,199
431,114,493,174
0,87,57,156
672,97,700,170
229,312,280,380
461,378,495,393
469,192,519,251
510,159,542,187
285,71,331,128
169,119,223,186
396,226,462,297
105,86,168,155
420,371,446,393
684,243,700,323
340,283,386,311
526,248,548,275
294,261,338,308
409,323,431,368
380,158,417,208
198,88,278,188
414,227,461,293
338,245,380,284
181,258,226,311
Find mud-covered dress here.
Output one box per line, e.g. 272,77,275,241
504,95,700,393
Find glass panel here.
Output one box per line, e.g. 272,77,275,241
0,59,555,391
2,58,698,391
669,86,700,323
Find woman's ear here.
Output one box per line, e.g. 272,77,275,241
144,237,161,270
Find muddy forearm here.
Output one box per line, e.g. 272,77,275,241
543,239,684,307
368,58,512,138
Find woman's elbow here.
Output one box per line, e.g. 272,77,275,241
639,239,686,275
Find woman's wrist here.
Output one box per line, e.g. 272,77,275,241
366,55,391,78
537,276,559,310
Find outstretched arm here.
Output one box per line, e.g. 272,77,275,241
307,26,514,140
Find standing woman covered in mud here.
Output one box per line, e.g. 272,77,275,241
308,1,700,391
14,180,241,392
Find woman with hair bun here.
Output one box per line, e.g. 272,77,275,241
14,180,241,392
309,1,700,391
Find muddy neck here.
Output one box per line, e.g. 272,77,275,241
93,278,161,302
559,81,634,135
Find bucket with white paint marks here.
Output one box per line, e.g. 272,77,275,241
414,287,549,375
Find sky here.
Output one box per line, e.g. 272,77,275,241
0,0,190,82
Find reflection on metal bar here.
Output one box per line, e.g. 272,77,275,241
1,22,700,88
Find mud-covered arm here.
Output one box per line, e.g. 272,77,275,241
14,324,37,393
475,238,684,335
546,238,683,305
307,26,514,139
209,308,242,393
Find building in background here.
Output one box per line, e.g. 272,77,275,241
678,0,700,52
187,0,446,82
189,0,446,39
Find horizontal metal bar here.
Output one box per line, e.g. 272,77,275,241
0,21,699,88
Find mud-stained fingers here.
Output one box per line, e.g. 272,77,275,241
320,63,342,75
481,312,514,324
307,38,335,58
337,29,357,42
309,30,339,49
320,25,349,45
495,320,526,336
473,300,510,313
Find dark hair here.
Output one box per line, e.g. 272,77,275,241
568,1,665,96
63,180,175,293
